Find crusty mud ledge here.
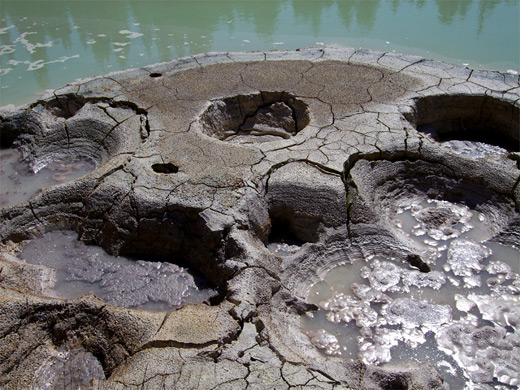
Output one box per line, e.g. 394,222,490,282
1,48,519,389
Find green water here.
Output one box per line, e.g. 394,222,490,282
1,0,519,107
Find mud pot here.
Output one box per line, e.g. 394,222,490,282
1,48,518,389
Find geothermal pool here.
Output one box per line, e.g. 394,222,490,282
302,194,520,388
0,148,96,208
20,230,216,311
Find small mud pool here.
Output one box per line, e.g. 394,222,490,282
0,149,96,208
302,197,520,388
20,231,216,311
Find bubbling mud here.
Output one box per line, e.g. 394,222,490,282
267,242,301,256
302,197,520,389
0,148,96,208
20,230,216,311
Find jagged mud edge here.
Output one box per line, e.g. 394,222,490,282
0,48,519,389
2,46,519,112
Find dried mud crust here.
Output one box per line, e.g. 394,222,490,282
199,91,310,143
0,48,519,389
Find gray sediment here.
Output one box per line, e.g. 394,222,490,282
1,47,519,389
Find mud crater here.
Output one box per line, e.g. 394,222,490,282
2,95,147,160
407,95,519,152
199,91,310,143
264,161,348,255
0,148,96,208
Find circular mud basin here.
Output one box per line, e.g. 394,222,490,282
407,94,519,152
198,91,310,143
347,159,517,258
0,147,96,208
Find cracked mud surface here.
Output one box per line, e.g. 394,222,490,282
1,48,519,389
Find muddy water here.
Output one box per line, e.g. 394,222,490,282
20,230,216,311
302,197,520,388
0,148,96,208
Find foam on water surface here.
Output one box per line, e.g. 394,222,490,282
20,230,216,311
267,242,301,256
393,198,494,263
0,148,95,208
302,196,520,388
441,140,509,159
